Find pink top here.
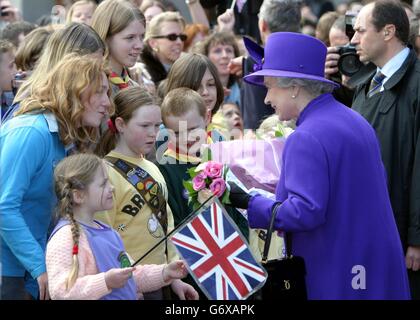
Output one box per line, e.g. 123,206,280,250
46,225,171,300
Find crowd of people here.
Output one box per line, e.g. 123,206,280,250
0,0,418,300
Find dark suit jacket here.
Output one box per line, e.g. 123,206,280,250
352,49,420,249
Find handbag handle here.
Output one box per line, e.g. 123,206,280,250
261,202,292,263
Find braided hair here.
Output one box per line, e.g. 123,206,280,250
54,153,103,289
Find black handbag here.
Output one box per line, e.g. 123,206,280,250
259,203,308,300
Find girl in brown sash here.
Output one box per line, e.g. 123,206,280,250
96,87,198,300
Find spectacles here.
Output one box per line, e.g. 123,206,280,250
152,33,187,42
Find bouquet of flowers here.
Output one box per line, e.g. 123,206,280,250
183,161,231,210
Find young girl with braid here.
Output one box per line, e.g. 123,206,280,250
95,87,198,300
46,153,190,300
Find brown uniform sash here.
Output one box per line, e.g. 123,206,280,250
105,156,168,234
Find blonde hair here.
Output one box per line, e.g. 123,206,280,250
54,153,103,289
161,87,206,125
15,27,53,71
66,0,97,24
14,22,105,103
144,11,185,42
97,86,158,157
17,53,113,151
91,0,145,59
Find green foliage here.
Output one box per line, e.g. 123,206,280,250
186,167,199,178
182,179,197,206
274,123,285,138
221,190,231,205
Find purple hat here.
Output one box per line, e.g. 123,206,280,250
244,32,339,88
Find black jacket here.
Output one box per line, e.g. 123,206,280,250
352,49,420,249
240,56,273,130
140,45,168,86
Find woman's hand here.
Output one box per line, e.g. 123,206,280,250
171,279,199,300
162,260,188,282
105,267,136,289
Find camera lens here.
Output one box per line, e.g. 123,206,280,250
338,53,363,77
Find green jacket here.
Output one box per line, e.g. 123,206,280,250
157,155,249,240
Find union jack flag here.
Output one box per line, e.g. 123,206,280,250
170,200,267,300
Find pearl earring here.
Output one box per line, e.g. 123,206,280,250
292,95,296,99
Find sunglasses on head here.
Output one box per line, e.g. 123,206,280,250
153,33,187,42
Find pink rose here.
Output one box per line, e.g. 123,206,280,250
192,173,206,191
209,178,226,197
204,161,223,178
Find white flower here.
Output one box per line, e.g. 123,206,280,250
197,188,214,208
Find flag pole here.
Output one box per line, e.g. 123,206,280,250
131,195,215,267
230,0,237,11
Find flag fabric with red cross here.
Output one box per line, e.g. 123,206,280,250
170,200,267,300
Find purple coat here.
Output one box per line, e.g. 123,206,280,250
248,93,410,299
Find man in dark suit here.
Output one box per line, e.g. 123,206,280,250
349,0,420,299
238,0,301,130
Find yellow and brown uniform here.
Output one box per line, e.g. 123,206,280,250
95,151,177,265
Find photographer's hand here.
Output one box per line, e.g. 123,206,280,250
325,46,340,78
0,0,22,22
341,74,353,89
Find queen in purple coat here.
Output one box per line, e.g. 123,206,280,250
232,32,410,299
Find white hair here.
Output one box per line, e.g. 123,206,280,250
275,77,335,98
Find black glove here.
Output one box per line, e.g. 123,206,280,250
228,181,251,209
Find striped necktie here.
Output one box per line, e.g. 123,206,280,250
367,71,386,98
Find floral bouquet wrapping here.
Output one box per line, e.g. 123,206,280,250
183,161,230,210
210,139,285,194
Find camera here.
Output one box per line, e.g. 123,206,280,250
337,12,363,77
337,45,362,77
